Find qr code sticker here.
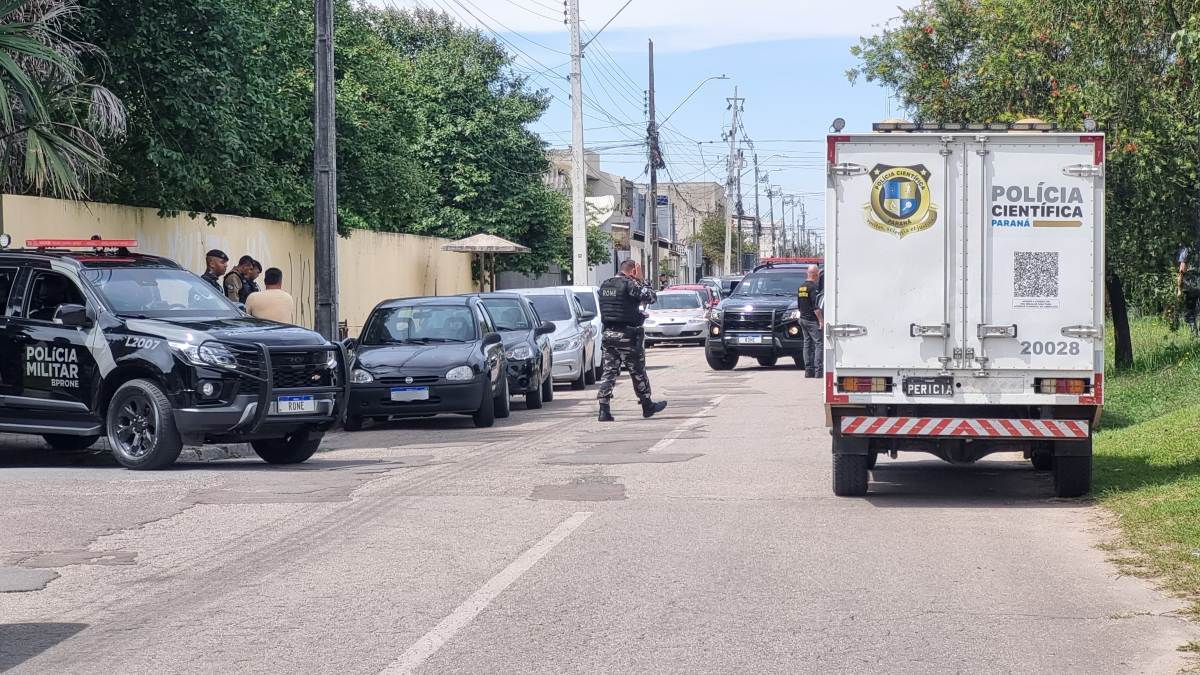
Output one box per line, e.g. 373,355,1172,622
1014,251,1059,298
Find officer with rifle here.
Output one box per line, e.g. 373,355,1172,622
596,259,668,422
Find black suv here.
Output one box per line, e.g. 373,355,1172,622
0,239,346,469
704,262,820,370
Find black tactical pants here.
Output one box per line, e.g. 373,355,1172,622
800,318,823,376
597,326,651,403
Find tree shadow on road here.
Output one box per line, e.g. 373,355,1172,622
0,623,87,671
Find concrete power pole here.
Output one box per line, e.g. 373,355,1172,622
646,39,661,285
799,199,807,256
752,153,761,266
766,186,775,257
314,0,339,339
567,0,588,285
723,87,741,275
735,149,743,272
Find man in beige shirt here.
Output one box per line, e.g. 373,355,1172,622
245,267,295,324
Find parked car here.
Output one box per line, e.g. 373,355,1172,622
344,296,508,430
644,290,711,346
698,276,725,299
0,238,347,469
475,293,556,409
666,284,719,309
719,274,744,297
557,285,603,379
513,288,596,389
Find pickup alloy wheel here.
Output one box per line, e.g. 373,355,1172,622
107,379,183,470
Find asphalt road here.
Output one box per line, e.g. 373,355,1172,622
1,346,1196,674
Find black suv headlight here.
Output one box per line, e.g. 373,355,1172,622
168,340,239,369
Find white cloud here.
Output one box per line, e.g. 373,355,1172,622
373,0,911,52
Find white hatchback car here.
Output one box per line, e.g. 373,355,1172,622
513,287,597,389
556,285,603,379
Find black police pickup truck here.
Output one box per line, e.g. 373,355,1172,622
705,260,821,371
0,238,346,469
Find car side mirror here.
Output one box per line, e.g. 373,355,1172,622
482,332,502,347
341,337,359,351
535,321,555,336
54,303,90,328
578,311,596,322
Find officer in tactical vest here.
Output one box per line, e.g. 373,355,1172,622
597,259,668,421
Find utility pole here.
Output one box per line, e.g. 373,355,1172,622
723,87,742,275
766,186,775,258
799,199,807,256
735,149,743,272
752,153,761,266
567,0,587,285
314,0,338,339
646,38,662,285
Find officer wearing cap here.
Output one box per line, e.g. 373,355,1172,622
201,249,228,291
596,259,668,421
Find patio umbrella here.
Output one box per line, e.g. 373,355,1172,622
442,234,530,292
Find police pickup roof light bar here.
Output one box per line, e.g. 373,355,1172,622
26,239,138,249
871,121,1059,132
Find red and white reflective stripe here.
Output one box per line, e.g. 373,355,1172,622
839,417,1089,438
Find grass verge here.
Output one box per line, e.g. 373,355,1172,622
1095,317,1200,613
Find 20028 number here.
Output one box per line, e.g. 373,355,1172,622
1020,340,1080,356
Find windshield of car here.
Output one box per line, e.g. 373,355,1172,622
572,291,597,314
481,298,531,331
526,294,571,321
650,293,703,310
731,271,808,297
81,267,241,318
362,305,478,345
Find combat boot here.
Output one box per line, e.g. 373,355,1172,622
598,403,614,422
640,399,667,418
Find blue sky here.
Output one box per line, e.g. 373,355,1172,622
377,0,917,229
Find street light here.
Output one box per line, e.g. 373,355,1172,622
660,74,730,126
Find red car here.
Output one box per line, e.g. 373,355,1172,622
666,284,719,308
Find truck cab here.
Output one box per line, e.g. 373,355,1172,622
825,126,1104,497
0,238,347,469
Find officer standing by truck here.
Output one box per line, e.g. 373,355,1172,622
596,259,668,421
796,264,824,378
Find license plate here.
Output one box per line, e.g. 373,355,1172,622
276,395,315,414
904,376,954,397
661,325,682,336
736,334,764,344
390,386,429,402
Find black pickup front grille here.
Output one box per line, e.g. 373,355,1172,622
724,311,775,332
271,350,334,389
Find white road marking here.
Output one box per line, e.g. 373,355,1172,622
645,395,726,453
380,511,593,674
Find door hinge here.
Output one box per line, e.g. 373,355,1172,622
1061,324,1101,339
1063,164,1103,178
910,323,950,338
977,323,1018,339
829,324,867,338
830,162,868,177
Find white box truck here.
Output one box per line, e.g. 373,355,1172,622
824,126,1105,497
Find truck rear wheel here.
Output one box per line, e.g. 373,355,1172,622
1030,452,1053,471
832,453,869,496
1053,454,1092,497
252,431,323,464
705,349,738,370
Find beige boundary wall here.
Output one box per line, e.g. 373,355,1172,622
0,195,474,332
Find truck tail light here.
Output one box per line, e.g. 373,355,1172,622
1034,378,1090,395
838,376,893,393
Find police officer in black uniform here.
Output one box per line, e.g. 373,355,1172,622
597,259,668,421
200,249,228,291
796,264,824,378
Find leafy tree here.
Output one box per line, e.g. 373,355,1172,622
0,0,126,198
850,0,1200,367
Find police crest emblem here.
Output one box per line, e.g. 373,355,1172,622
863,164,937,237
